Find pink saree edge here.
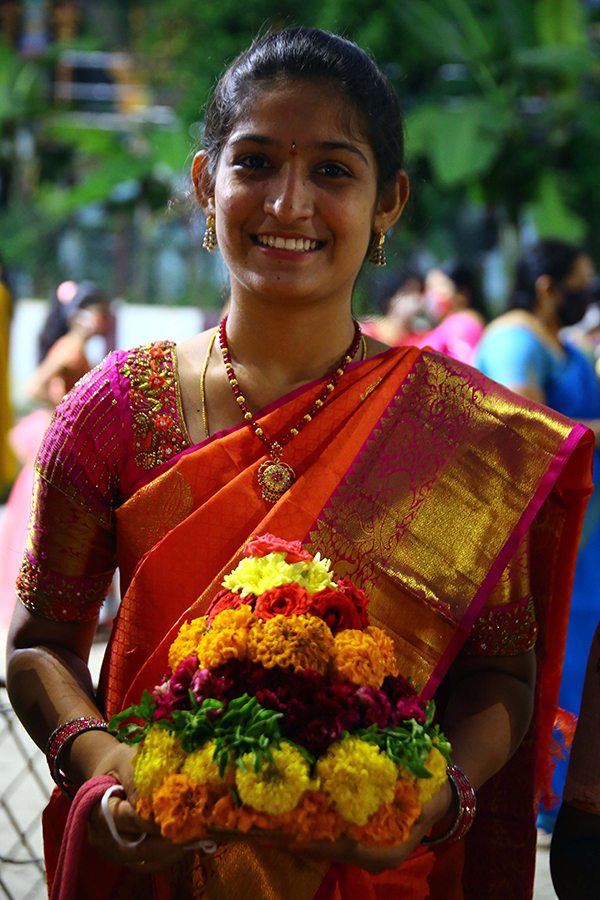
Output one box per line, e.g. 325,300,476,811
298,350,424,543
422,422,591,700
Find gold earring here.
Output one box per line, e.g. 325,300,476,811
370,231,386,267
203,214,218,252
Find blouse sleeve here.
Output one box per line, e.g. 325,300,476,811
16,354,125,623
462,531,539,656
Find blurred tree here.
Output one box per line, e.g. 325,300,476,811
2,0,600,302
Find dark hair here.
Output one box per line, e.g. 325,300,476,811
37,281,107,362
203,27,404,193
440,260,486,318
510,239,582,312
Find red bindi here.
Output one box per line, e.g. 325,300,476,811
289,141,297,156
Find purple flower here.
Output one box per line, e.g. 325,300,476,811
357,686,392,729
152,656,198,721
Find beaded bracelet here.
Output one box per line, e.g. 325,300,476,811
45,717,109,798
420,764,476,846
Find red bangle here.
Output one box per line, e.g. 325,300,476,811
420,764,476,846
45,717,108,798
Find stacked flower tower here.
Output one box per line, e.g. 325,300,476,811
110,535,451,847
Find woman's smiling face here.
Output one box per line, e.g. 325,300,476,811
195,78,406,310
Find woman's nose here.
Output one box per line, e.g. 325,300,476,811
264,164,313,222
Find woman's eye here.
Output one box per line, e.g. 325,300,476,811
317,162,351,179
237,154,268,170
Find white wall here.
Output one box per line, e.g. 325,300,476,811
9,300,209,411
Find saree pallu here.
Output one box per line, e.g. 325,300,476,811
43,346,593,900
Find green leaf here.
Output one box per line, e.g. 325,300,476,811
529,170,586,243
408,99,506,187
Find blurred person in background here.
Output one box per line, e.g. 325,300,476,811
29,279,111,405
361,270,425,346
550,620,600,900
0,280,112,628
0,252,17,499
475,238,600,836
415,261,486,365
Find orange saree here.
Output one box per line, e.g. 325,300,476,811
42,345,593,900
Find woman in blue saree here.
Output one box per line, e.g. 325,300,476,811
475,238,600,832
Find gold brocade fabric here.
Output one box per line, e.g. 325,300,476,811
304,353,570,686
167,843,330,900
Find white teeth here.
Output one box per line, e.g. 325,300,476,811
256,234,319,251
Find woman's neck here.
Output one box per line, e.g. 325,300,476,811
224,299,357,387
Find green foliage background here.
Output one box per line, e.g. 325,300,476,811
1,0,600,304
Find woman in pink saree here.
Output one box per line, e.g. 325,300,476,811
5,27,593,900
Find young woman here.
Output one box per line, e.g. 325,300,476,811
6,29,594,900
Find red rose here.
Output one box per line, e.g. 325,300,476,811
207,589,252,624
309,587,364,633
244,533,313,564
336,579,370,629
254,583,312,620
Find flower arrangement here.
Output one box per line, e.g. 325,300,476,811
110,534,451,847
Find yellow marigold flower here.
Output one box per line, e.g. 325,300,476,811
222,552,337,598
182,740,235,785
330,630,385,688
317,736,397,826
168,616,209,672
248,614,334,674
235,743,313,815
133,727,186,797
418,746,448,805
366,626,399,678
211,605,256,631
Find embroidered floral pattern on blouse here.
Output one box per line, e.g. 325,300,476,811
119,341,190,470
463,595,539,656
16,553,113,623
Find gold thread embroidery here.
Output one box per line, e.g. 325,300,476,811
119,341,191,470
360,377,383,402
463,595,539,656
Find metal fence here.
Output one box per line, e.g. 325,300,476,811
0,682,51,900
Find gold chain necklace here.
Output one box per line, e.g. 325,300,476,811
200,320,367,502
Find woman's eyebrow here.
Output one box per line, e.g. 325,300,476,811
317,141,369,166
230,134,369,166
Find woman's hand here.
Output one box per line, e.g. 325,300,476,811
291,777,453,875
84,738,192,873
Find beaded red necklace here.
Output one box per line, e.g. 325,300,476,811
218,315,362,503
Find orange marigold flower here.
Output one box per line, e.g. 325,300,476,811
248,614,334,674
347,779,420,847
168,617,209,672
277,790,345,842
136,795,154,824
151,774,211,843
366,626,399,678
197,606,256,669
209,794,277,833
330,630,385,688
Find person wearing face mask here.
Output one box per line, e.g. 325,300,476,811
475,238,600,837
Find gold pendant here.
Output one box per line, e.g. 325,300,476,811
258,458,295,503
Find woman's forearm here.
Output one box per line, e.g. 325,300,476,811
6,612,125,787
